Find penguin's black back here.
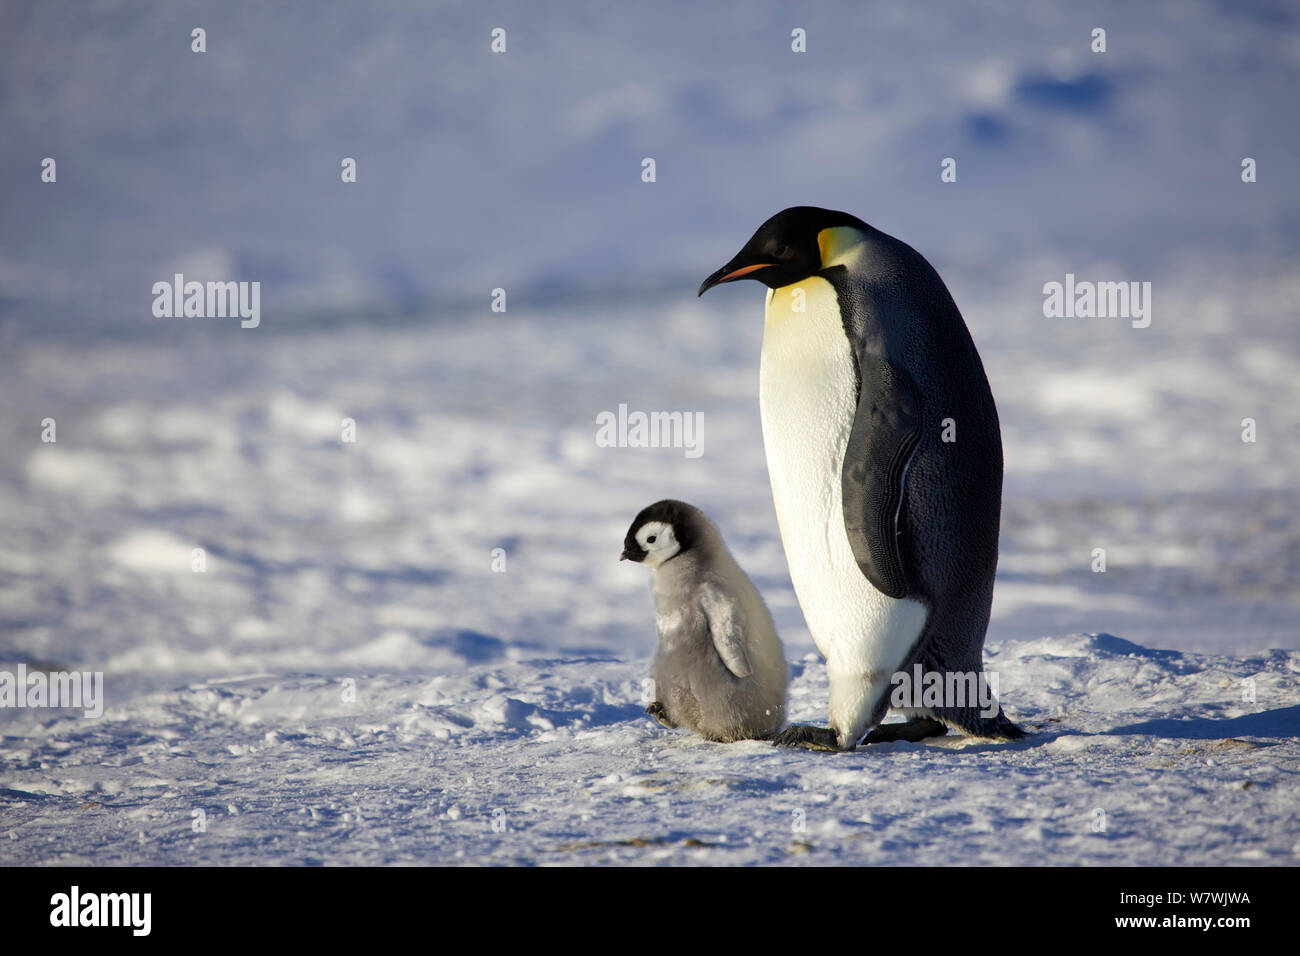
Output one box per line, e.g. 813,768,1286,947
824,226,1003,664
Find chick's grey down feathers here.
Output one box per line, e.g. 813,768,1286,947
628,500,787,743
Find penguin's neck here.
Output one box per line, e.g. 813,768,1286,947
816,225,871,271
650,549,702,601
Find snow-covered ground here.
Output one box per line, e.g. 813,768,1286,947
2,636,1298,866
2,0,1298,865
2,278,1298,865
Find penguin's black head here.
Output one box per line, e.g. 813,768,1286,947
698,206,869,296
620,499,701,569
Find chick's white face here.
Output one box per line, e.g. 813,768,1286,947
636,521,681,568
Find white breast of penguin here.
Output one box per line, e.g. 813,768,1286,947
759,257,929,689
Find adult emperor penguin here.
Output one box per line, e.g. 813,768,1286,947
698,206,1025,751
622,500,787,743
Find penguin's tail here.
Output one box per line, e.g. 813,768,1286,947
939,705,1029,741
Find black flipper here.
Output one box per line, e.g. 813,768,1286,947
841,357,923,599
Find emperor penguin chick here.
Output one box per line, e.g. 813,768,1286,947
621,500,787,743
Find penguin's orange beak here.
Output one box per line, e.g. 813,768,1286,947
698,261,774,296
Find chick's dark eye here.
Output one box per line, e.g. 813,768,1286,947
647,535,657,544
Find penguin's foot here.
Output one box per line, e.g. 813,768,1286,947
773,724,843,752
861,716,948,744
941,709,1029,741
645,701,677,729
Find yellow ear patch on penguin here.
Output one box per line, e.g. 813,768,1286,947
817,226,866,268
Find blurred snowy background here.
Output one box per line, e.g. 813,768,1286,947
1,1,1297,865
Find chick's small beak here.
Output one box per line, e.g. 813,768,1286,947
697,261,774,297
